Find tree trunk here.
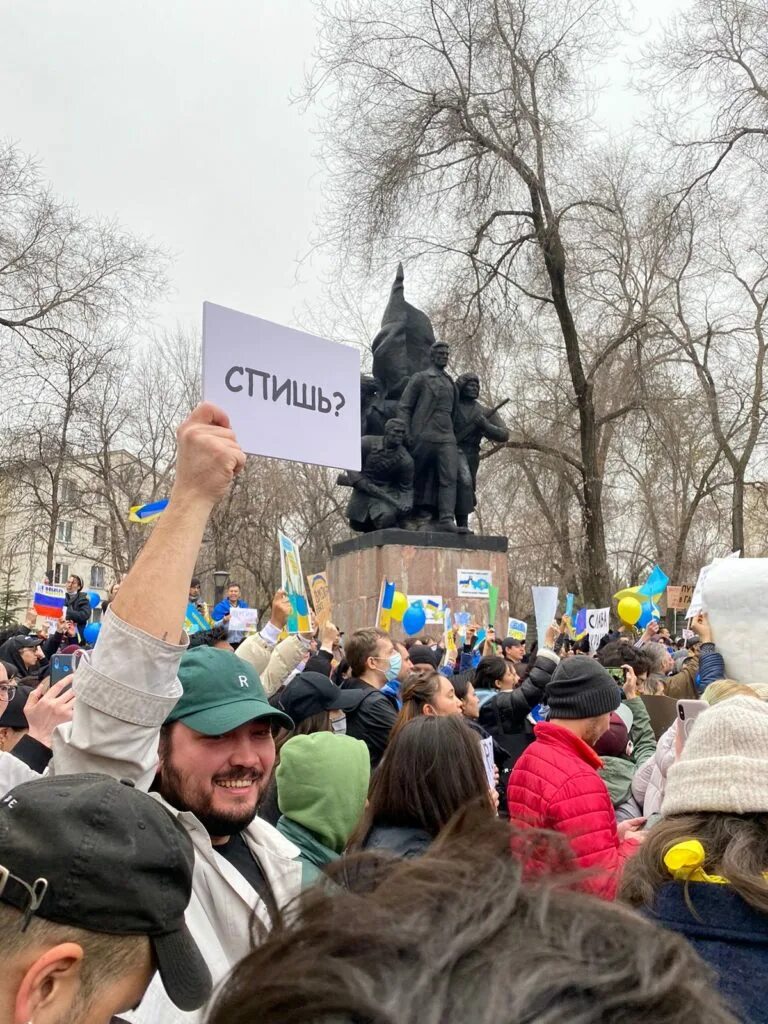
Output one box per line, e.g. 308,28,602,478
732,470,745,554
540,226,610,604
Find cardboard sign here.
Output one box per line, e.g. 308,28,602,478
279,532,311,633
507,617,528,640
202,302,361,470
666,585,694,611
586,607,610,653
408,595,444,625
307,572,332,629
457,569,491,598
228,607,259,634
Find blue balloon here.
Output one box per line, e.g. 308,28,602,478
88,590,101,609
83,622,102,645
402,602,427,636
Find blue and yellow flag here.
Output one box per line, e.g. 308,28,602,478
129,499,169,524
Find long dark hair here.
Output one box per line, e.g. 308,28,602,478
621,812,768,913
350,716,492,847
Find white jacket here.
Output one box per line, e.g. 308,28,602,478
51,611,303,1023
631,723,676,817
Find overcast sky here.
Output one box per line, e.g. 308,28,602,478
3,0,687,338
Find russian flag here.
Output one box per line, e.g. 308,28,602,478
33,583,66,620
377,579,396,631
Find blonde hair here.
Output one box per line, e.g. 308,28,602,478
701,679,760,705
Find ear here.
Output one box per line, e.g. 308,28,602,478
15,942,84,1023
422,704,437,717
0,727,9,751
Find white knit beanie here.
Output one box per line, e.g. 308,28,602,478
662,696,768,816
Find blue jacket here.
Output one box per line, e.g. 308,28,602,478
649,882,768,1022
212,598,248,622
698,644,726,692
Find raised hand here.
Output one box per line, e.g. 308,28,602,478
172,403,246,508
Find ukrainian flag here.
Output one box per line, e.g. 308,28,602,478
129,499,169,524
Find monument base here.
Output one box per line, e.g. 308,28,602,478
328,530,509,638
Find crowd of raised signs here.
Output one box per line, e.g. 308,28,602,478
0,403,765,1024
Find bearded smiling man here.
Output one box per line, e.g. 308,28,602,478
48,403,304,1024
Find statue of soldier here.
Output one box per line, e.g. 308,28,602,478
398,341,462,533
454,373,510,532
337,418,414,533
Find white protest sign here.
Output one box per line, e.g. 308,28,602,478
228,607,259,634
457,569,491,598
586,607,610,653
203,302,361,470
408,595,444,625
480,735,495,790
531,586,558,646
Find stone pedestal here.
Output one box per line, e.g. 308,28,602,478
328,529,509,638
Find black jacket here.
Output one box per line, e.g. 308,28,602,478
362,824,432,859
649,882,768,1023
478,649,559,769
65,591,91,629
339,677,398,767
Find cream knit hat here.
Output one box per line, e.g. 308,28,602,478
662,696,768,816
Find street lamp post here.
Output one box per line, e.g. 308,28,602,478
213,570,230,607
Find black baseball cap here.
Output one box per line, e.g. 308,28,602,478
276,671,360,726
0,774,212,1012
408,643,441,668
15,636,43,650
501,637,524,650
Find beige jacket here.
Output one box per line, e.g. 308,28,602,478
52,611,303,1024
237,629,307,695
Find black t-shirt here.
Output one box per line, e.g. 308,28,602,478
214,832,275,912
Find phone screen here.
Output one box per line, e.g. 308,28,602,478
50,652,82,689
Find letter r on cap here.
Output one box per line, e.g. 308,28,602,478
238,675,249,688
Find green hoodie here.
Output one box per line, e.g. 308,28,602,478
276,732,370,869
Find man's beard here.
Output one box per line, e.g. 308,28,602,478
160,762,266,837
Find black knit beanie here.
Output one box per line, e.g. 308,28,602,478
545,658,621,720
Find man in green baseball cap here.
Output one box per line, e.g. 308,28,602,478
159,646,293,844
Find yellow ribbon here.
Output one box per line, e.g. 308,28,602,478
663,841,729,885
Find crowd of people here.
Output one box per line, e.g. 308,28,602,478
0,402,766,1023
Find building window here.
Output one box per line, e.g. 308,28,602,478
54,563,69,584
93,524,108,546
90,565,105,589
56,521,73,544
60,479,79,504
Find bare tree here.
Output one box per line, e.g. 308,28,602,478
642,0,768,200
305,0,660,602
0,142,166,345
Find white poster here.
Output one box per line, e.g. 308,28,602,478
202,302,361,470
531,586,558,646
457,569,491,598
408,596,444,625
586,607,610,653
228,607,259,634
480,735,495,790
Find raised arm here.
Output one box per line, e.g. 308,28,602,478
53,404,246,787
110,403,246,641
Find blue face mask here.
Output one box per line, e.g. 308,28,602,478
385,652,402,683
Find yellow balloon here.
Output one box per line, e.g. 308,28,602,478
391,591,408,622
617,595,642,626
